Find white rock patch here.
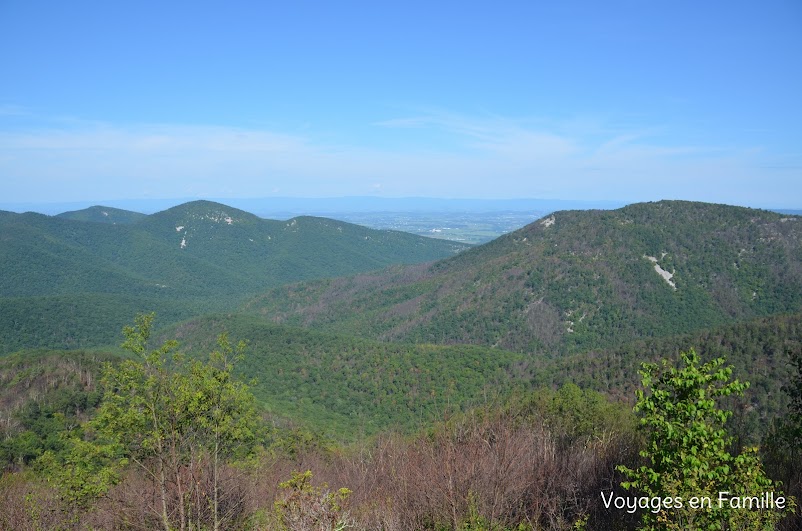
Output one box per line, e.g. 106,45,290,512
197,212,238,224
540,215,555,228
653,264,676,289
644,255,676,290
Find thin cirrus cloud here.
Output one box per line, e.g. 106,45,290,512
376,111,578,160
0,110,794,205
388,111,801,207
373,110,723,164
0,123,305,153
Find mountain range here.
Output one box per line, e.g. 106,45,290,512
0,200,468,352
2,199,801,437
244,200,802,355
2,198,801,529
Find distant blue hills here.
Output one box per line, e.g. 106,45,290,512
1,196,627,216
4,196,798,219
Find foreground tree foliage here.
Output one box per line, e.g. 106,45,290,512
106,313,258,530
5,329,801,529
618,349,794,530
41,313,260,530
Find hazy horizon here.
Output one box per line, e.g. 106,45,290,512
2,195,799,219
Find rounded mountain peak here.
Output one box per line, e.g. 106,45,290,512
148,200,262,226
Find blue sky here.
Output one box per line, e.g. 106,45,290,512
1,1,800,208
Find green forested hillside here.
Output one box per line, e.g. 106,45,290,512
1,200,468,298
2,310,798,451
155,314,525,438
0,349,116,468
0,293,228,354
0,201,468,353
145,311,801,441
531,312,802,442
137,201,468,284
246,201,802,355
55,205,147,224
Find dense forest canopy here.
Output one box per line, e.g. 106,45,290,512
1,200,800,529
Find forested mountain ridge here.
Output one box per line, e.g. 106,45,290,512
1,200,468,298
55,205,147,224
245,200,802,354
0,201,469,353
137,201,469,283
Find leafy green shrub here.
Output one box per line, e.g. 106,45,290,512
618,349,794,529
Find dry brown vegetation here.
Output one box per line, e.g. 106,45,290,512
0,394,642,530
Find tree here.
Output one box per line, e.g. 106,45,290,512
89,313,259,530
762,338,802,525
37,434,125,512
182,331,259,530
618,349,793,530
776,339,802,453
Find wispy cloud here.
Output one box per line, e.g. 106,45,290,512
0,110,797,206
375,108,734,167
0,124,306,153
377,111,579,165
